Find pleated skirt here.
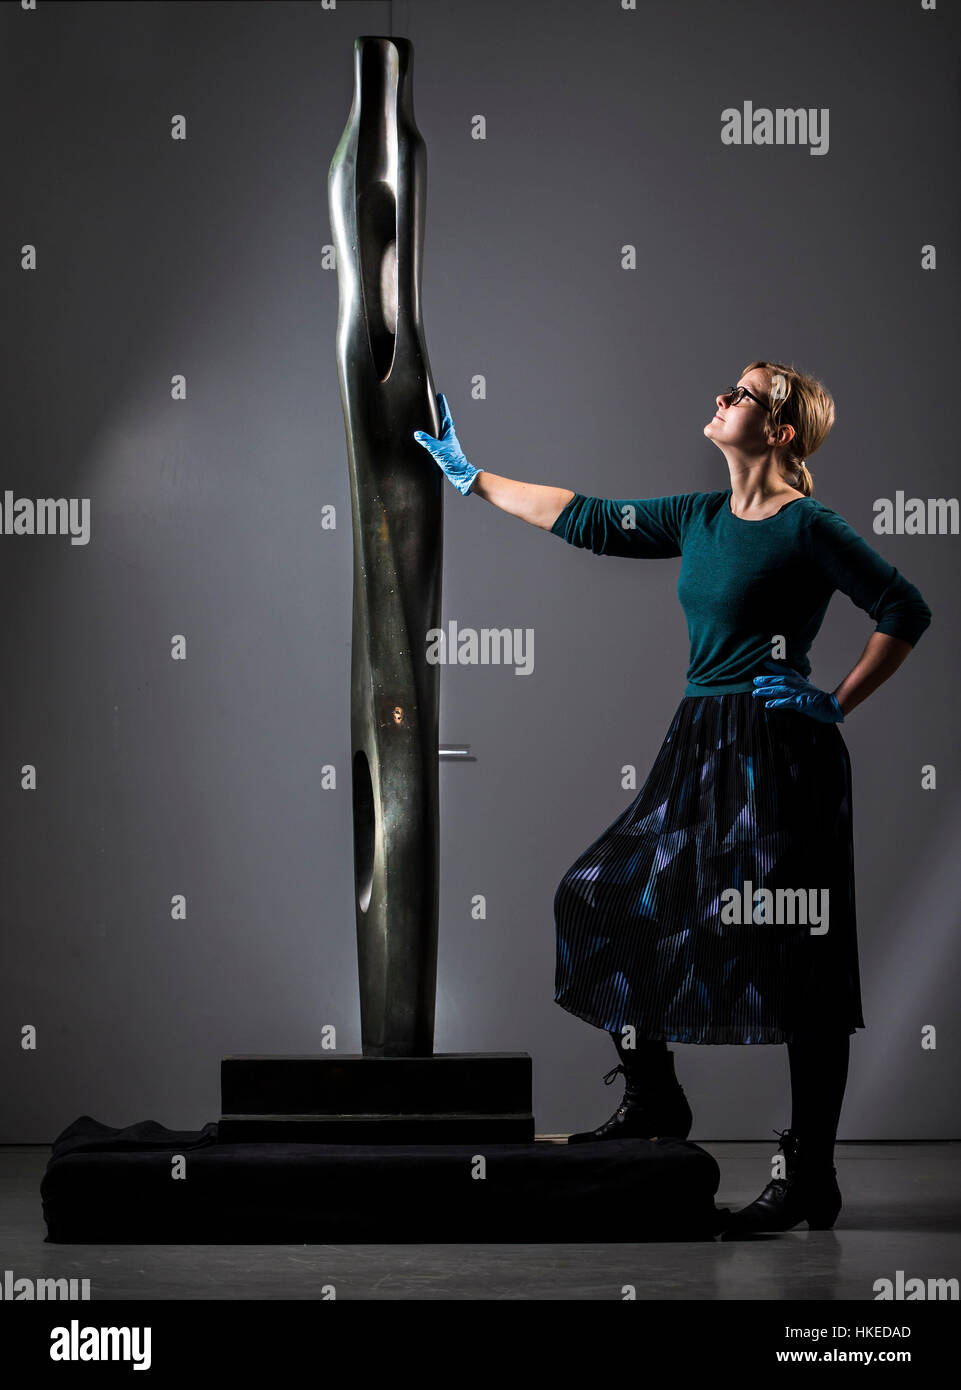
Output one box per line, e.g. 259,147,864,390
553,692,865,1044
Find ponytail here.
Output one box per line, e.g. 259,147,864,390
789,458,814,498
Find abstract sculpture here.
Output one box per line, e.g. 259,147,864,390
218,34,532,1143
329,35,443,1058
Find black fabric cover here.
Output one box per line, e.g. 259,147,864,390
41,1115,728,1243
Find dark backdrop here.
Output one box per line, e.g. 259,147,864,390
1,0,957,1140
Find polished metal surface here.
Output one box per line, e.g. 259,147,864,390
329,36,443,1057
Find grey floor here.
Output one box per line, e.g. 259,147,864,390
3,1141,959,1300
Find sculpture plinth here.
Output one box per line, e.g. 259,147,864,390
217,1052,533,1142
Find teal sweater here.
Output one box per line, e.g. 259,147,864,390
550,489,932,696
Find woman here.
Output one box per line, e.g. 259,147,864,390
413,360,931,1234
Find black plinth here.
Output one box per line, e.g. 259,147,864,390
41,1116,728,1243
218,1052,534,1143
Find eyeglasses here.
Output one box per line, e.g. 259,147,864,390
721,384,771,413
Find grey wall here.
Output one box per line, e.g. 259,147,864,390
1,0,957,1142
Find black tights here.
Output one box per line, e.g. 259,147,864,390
787,1027,850,1165
610,1027,850,1164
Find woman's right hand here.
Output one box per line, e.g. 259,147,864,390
413,393,481,496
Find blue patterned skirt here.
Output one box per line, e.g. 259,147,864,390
553,692,865,1044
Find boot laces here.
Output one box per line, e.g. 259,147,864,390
772,1126,836,1180
602,1064,635,1112
603,1060,683,1101
602,1061,667,1113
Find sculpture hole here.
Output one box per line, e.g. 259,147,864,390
357,181,397,379
352,749,375,914
354,40,400,379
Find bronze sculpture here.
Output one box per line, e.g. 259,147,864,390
329,35,443,1058
219,34,534,1142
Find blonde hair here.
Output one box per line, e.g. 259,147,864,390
740,359,836,498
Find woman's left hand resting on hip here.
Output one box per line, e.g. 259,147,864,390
752,660,845,723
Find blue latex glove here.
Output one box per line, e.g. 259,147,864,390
751,660,844,723
413,393,480,496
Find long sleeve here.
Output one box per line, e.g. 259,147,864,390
804,504,932,646
549,492,695,558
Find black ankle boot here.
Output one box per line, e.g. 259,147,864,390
567,1051,693,1144
721,1128,842,1236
